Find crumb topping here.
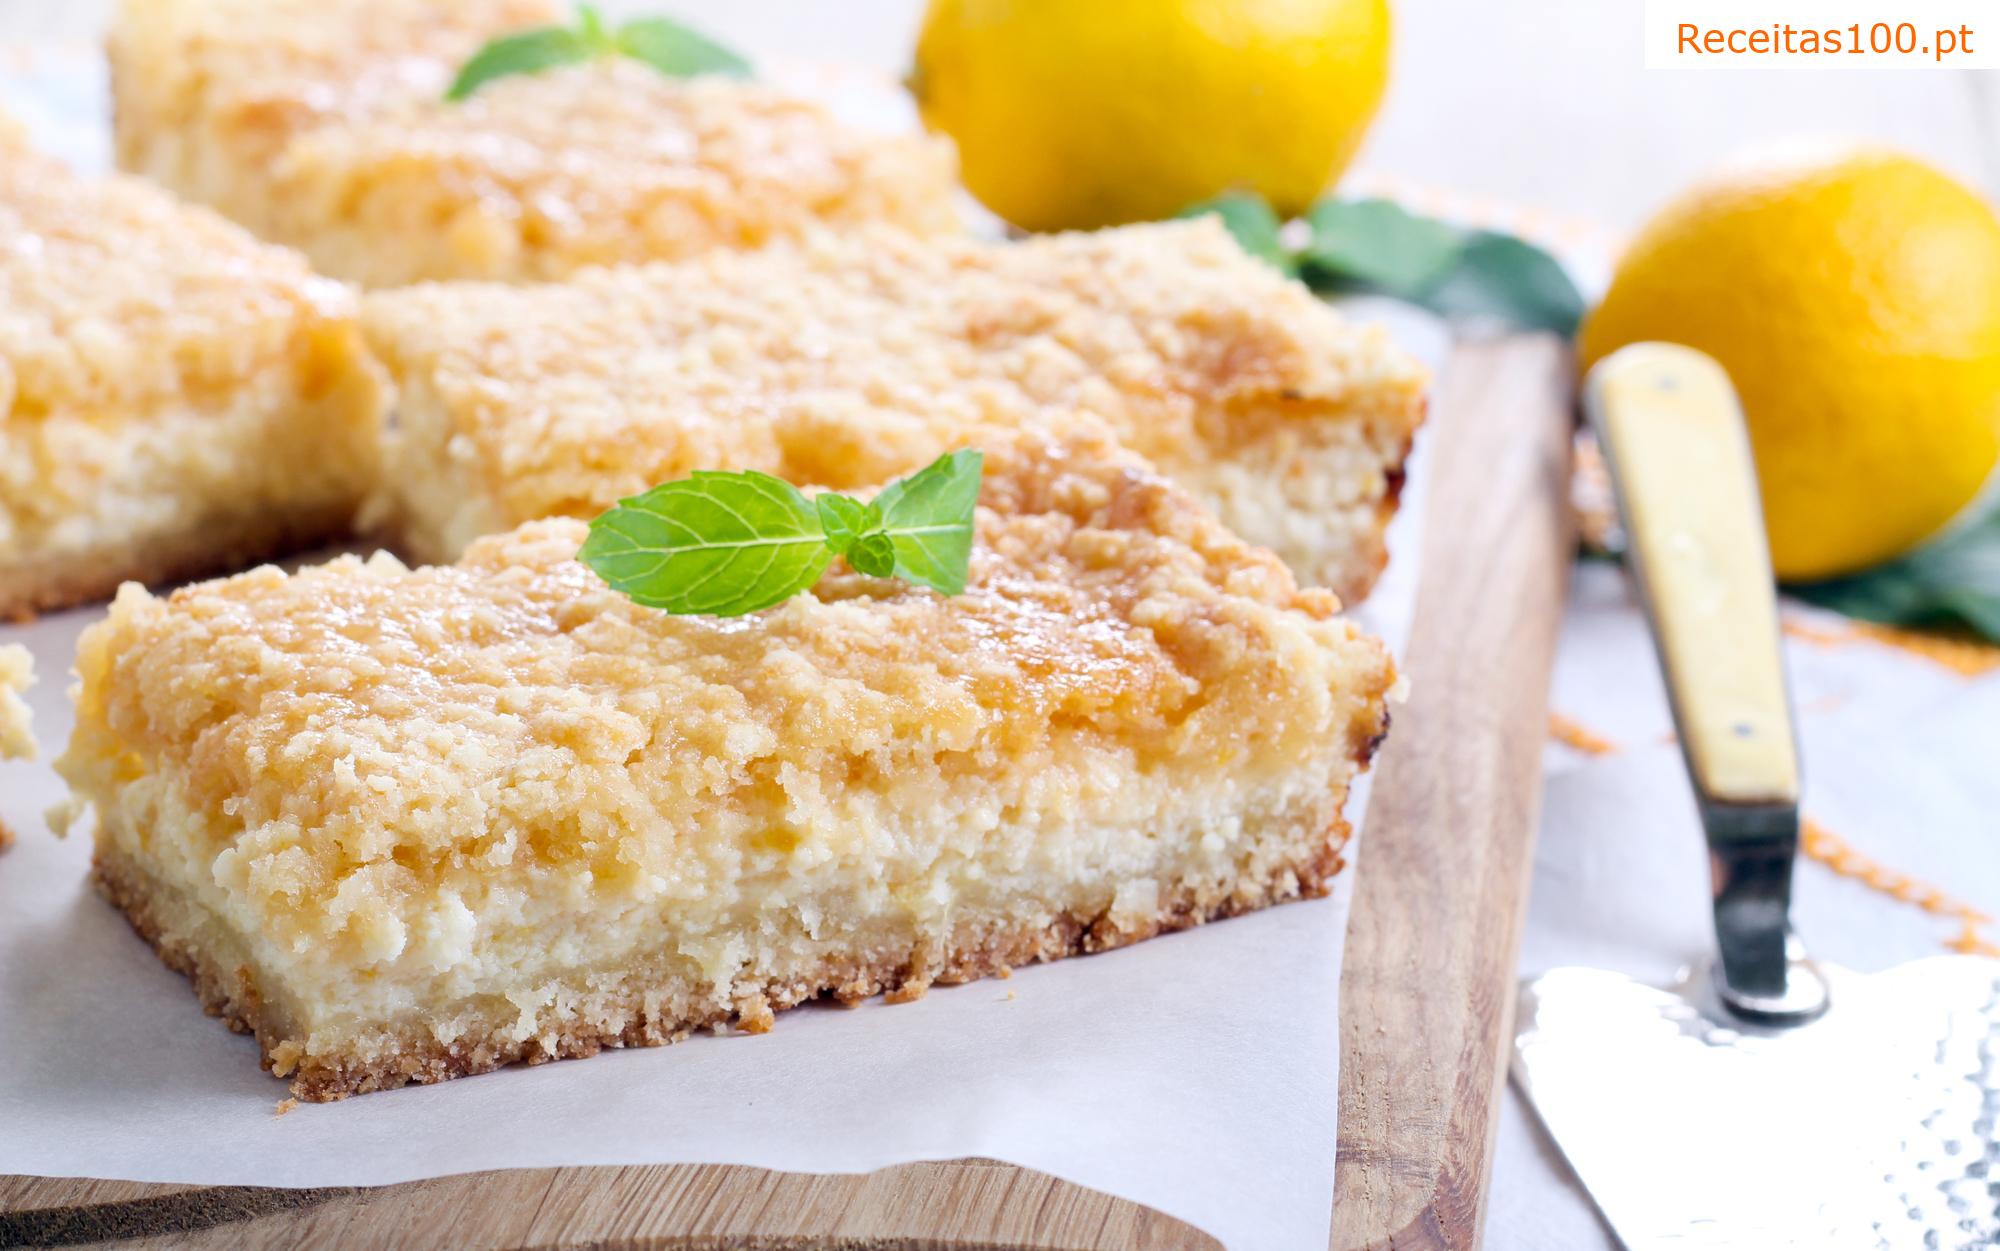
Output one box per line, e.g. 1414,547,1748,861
0,147,357,413
112,0,959,283
110,0,565,160
281,60,958,269
363,217,1426,527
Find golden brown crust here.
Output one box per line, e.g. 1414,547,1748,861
0,503,355,621
93,811,1353,1101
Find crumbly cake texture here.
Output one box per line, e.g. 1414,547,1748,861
0,644,33,762
0,145,386,618
59,428,1396,1099
109,0,960,285
362,218,1427,604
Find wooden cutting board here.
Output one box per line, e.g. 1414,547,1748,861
0,335,1575,1251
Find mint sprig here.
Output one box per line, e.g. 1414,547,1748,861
579,451,983,616
612,17,751,79
447,6,749,102
1179,192,1586,336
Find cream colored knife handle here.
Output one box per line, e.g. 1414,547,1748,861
1585,343,1799,807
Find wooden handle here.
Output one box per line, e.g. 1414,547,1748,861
1584,343,1799,807
1332,334,1576,1250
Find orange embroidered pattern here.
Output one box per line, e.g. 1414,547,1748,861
1800,818,1998,958
1783,617,2000,678
1548,714,1998,957
1548,712,1619,757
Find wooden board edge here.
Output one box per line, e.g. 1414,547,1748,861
0,1161,1215,1250
1330,333,1577,1250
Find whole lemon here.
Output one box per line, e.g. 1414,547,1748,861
910,0,1392,232
1579,147,2000,581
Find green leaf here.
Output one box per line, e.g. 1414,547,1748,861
574,4,614,52
445,25,592,101
814,494,879,556
1167,192,1586,336
1421,230,1586,335
580,454,985,616
579,469,833,616
869,449,984,596
847,533,898,579
1300,198,1463,294
1789,506,2000,642
449,10,748,101
1176,193,1295,275
615,16,752,79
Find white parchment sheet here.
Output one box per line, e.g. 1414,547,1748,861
0,46,1452,1249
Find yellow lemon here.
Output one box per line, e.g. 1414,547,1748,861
1579,147,2000,581
910,0,1391,232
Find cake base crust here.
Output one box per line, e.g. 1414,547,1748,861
92,824,1352,1101
0,505,355,621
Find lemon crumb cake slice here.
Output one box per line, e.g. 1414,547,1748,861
0,140,385,619
362,218,1427,604
57,429,1395,1099
109,0,959,285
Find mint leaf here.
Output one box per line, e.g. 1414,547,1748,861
1301,198,1462,293
1177,193,1295,275
616,16,752,79
1422,230,1585,335
581,454,984,615
869,449,984,596
445,26,593,101
814,494,879,556
1790,506,2000,642
574,4,614,51
847,533,898,579
449,9,748,101
579,470,831,616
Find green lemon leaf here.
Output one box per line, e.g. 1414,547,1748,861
445,25,593,101
615,16,752,79
847,533,898,579
869,449,984,596
1300,198,1464,294
1421,230,1586,335
814,493,879,556
1789,507,2000,642
579,469,833,616
1176,193,1295,275
1176,192,1587,337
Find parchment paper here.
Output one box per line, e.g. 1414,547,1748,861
0,47,1450,1251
